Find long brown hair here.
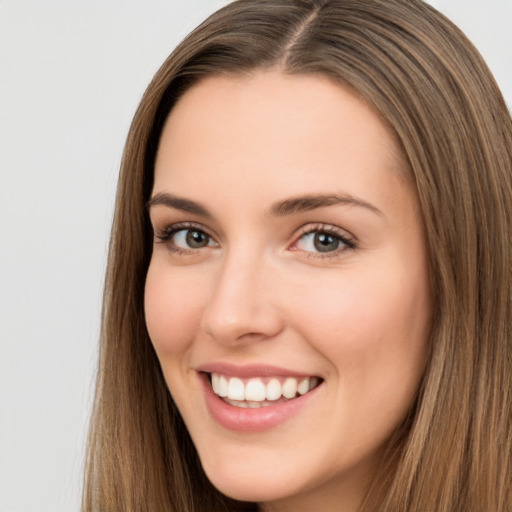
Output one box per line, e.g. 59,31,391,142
83,1,512,510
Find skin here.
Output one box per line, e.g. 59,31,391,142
145,70,432,512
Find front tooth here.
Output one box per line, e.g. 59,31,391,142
218,375,229,397
247,401,261,408
227,377,245,400
266,378,282,401
245,379,266,401
297,377,310,395
282,377,298,399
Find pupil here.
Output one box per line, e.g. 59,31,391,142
186,230,208,248
314,233,339,253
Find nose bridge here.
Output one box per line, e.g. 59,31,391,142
201,243,282,344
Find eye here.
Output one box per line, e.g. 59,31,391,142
173,228,214,249
154,223,218,252
293,226,355,255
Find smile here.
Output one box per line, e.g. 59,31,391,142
209,373,321,408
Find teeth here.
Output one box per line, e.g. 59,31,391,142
266,378,281,401
211,373,219,394
225,398,248,408
297,378,309,395
210,373,320,404
245,379,266,401
227,377,245,400
225,398,274,408
218,374,229,397
282,377,298,399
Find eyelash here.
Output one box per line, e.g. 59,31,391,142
153,222,356,257
291,223,356,258
154,222,216,255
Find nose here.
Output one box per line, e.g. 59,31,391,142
200,249,284,346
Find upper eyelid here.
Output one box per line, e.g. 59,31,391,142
152,220,355,248
292,222,355,242
154,221,215,237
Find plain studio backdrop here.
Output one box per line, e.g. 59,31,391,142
0,1,510,511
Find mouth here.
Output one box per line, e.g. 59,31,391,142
207,372,322,409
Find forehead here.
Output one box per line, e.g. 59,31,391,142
153,70,412,215
159,71,405,160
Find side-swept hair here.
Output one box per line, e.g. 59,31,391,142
83,1,512,510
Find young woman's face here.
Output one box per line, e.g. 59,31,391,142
145,71,432,511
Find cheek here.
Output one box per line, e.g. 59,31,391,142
293,258,431,380
292,260,431,451
144,263,207,356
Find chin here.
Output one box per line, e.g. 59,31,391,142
200,455,302,504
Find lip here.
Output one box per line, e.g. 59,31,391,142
198,368,323,433
198,362,315,379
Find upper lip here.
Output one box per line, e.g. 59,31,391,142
197,362,318,379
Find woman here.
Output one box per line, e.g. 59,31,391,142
83,1,512,511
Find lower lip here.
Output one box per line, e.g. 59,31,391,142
200,373,321,433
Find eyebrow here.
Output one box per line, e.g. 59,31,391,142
147,192,212,217
147,192,383,217
270,193,384,217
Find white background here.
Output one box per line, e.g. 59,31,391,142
0,1,510,511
